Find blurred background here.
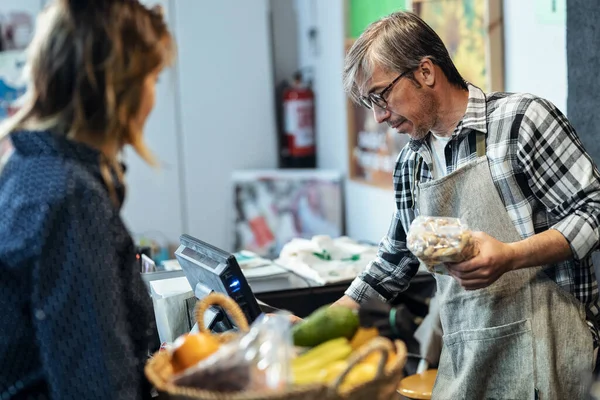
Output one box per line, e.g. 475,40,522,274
1,0,596,265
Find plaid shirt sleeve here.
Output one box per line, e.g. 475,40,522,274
345,149,421,304
518,98,600,260
345,212,421,303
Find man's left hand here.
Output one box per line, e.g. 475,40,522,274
445,231,516,290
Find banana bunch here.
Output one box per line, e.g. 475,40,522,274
290,304,400,393
291,329,397,392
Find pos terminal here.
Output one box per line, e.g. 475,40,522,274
174,234,263,333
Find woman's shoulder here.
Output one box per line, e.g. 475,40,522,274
2,152,113,217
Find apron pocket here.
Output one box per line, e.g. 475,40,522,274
440,319,535,399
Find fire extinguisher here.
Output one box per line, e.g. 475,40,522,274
280,71,316,168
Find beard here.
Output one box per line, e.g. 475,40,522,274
410,91,437,140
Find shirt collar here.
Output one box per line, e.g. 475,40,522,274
409,83,488,151
11,130,102,164
460,83,488,135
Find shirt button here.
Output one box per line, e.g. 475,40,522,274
34,309,46,320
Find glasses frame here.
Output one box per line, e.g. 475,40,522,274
359,69,413,110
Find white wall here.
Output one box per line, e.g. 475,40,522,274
173,0,277,251
503,0,567,113
270,0,299,85
122,0,184,247
295,0,395,244
0,0,43,16
123,0,278,252
316,0,394,243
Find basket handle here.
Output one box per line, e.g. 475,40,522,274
194,292,250,334
329,336,395,393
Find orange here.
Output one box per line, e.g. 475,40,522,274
170,332,220,373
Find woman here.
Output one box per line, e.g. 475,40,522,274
0,0,174,398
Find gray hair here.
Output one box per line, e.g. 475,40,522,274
343,11,467,104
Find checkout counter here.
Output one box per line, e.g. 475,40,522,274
142,234,436,375
143,239,435,319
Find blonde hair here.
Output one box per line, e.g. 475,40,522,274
0,0,175,203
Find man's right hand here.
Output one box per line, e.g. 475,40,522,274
287,296,359,325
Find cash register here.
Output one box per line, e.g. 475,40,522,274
174,234,264,333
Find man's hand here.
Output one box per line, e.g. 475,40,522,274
446,229,573,291
331,295,360,310
266,313,303,324
445,231,516,290
274,296,359,325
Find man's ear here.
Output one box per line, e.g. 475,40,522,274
414,57,436,88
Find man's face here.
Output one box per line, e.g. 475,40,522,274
362,63,437,141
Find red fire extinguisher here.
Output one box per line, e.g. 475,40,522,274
281,71,316,168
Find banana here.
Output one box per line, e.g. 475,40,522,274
321,360,349,383
292,368,326,386
292,337,350,370
337,362,378,393
349,327,379,350
292,338,353,384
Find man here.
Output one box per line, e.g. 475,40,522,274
338,11,600,399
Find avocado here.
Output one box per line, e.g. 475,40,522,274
292,305,360,347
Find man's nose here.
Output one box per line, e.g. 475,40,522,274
372,106,390,124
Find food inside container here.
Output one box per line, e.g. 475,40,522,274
407,216,478,272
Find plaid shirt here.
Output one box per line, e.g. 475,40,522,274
346,84,600,341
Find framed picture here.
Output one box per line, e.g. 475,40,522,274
412,0,504,92
0,8,35,123
0,10,34,52
232,169,344,259
0,50,26,121
346,0,504,188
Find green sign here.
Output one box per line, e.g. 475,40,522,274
349,0,408,39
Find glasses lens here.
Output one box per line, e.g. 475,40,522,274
371,94,387,110
359,96,373,109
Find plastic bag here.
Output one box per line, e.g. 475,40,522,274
407,216,478,271
171,312,293,393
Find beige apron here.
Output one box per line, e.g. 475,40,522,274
416,135,594,399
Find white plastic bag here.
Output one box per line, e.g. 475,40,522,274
172,313,294,393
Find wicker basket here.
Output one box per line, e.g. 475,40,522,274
145,293,406,400
329,337,407,400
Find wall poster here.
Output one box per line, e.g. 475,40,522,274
232,169,343,259
0,8,34,164
347,0,504,189
412,0,504,92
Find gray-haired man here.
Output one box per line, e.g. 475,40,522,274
337,11,600,399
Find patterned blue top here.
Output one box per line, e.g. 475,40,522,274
0,131,154,399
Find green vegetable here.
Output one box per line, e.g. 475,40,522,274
292,305,360,347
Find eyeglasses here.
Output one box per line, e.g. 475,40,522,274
359,69,412,110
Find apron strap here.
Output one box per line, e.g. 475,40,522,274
412,132,486,210
411,157,423,211
476,132,486,157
